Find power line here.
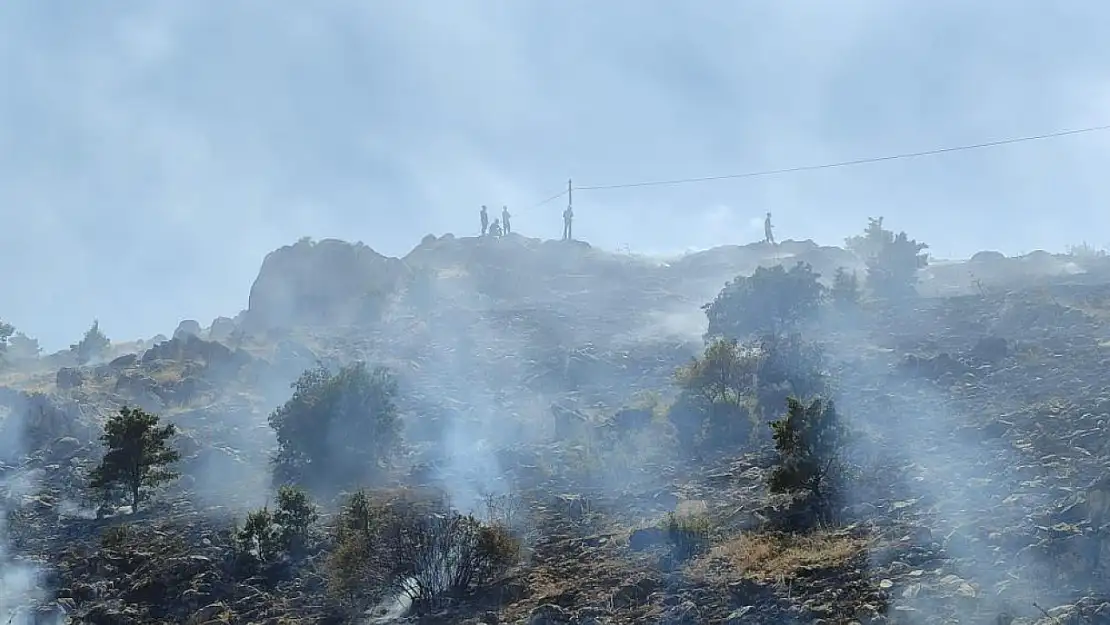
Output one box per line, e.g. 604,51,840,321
571,123,1110,192
528,188,568,209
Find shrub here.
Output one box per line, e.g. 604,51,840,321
234,485,319,570
847,217,928,299
269,362,402,492
768,397,848,525
388,513,519,610
753,334,829,414
670,338,761,450
704,262,825,340
661,512,711,560
325,490,520,614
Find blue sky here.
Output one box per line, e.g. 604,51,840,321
3,1,1110,350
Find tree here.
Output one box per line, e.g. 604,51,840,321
844,216,887,259
269,362,402,492
704,262,825,340
89,406,180,510
0,321,13,363
768,397,847,523
846,217,928,299
830,267,860,309
72,320,111,365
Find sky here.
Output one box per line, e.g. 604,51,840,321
2,1,1110,351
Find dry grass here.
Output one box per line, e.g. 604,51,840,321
691,530,866,583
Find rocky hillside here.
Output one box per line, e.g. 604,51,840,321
2,233,1110,624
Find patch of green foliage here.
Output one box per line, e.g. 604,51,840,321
768,397,848,524
89,406,180,511
831,267,861,309
326,490,520,615
704,262,826,340
234,485,319,571
670,334,830,452
753,333,829,415
846,217,928,299
671,337,760,450
269,362,402,493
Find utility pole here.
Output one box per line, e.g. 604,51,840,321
568,178,573,210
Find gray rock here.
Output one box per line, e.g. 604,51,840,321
528,603,573,625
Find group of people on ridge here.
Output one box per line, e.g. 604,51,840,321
478,204,575,241
479,205,512,238
478,205,767,245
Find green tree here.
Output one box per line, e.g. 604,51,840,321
89,406,180,510
768,397,847,522
237,507,283,566
830,267,860,309
0,321,13,363
72,320,111,365
269,362,402,491
846,217,928,299
704,262,825,340
844,216,888,259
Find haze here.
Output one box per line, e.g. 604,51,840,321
3,1,1109,350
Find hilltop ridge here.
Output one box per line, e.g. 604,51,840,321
4,229,1110,623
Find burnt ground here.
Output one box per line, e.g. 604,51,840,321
5,244,1110,624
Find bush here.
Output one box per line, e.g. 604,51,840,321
670,338,761,451
661,512,711,560
234,486,319,572
753,334,829,415
269,362,402,492
704,262,825,340
847,217,928,299
768,397,848,525
326,490,520,614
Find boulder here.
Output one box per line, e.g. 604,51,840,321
173,320,203,340
244,238,411,329
56,367,84,389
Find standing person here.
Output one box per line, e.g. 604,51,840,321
480,205,489,236
562,206,574,241
502,206,512,234
763,212,775,245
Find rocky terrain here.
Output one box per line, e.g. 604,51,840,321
2,231,1110,624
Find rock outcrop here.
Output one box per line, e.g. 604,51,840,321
245,238,411,329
